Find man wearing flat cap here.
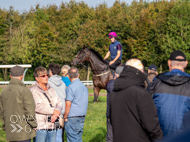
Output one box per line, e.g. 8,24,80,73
149,50,190,137
0,65,37,142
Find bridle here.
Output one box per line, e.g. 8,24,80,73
74,48,110,72
73,49,88,65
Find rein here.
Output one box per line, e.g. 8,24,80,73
93,70,111,76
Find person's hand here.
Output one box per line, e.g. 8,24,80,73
109,61,114,65
51,114,58,123
64,118,68,122
53,109,60,116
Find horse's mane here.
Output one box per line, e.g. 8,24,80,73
89,49,109,65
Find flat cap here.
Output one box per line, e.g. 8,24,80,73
10,65,24,76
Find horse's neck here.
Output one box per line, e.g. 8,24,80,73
88,53,109,74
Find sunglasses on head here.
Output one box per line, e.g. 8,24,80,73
39,74,48,78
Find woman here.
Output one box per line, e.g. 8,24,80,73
61,65,71,87
30,66,62,142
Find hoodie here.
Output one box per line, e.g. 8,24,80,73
109,65,163,142
48,75,66,117
149,70,190,137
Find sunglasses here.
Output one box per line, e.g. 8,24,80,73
38,74,48,78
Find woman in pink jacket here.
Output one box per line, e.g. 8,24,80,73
30,66,62,142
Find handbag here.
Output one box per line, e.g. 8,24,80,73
43,93,64,128
59,117,64,128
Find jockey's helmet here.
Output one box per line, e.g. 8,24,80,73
109,32,117,38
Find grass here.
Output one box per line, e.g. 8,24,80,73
0,96,107,142
88,88,107,94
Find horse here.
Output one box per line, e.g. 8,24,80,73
71,47,113,102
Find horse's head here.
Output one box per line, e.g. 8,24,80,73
71,48,89,66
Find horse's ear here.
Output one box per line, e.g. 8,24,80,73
83,45,87,49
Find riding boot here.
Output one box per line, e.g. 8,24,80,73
111,70,115,78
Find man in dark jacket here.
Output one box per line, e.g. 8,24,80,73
0,65,37,142
149,50,190,137
145,65,158,89
106,66,124,142
148,65,158,82
109,59,163,142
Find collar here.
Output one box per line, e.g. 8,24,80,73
10,78,25,86
171,69,183,72
70,78,80,84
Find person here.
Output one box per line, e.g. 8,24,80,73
0,65,37,142
61,65,71,87
63,67,88,142
160,111,190,142
30,66,62,142
103,31,122,70
149,50,190,137
48,63,66,142
109,59,163,142
147,65,158,82
145,65,158,89
106,66,124,142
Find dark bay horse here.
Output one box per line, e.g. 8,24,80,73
72,47,113,102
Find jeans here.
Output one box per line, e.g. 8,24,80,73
56,128,62,142
65,117,85,142
33,129,57,142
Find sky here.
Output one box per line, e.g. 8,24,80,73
0,0,134,13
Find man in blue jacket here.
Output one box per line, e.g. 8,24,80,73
149,50,190,137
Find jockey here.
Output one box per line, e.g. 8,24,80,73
103,31,122,70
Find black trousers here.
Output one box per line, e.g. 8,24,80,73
107,59,121,70
62,127,65,142
106,117,113,142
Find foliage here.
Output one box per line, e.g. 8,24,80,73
0,0,190,79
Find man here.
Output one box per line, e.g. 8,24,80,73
149,50,190,137
110,59,163,142
147,65,158,82
48,63,66,142
106,66,124,142
103,31,122,70
0,65,37,142
63,67,88,142
145,65,158,89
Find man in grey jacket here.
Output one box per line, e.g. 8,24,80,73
48,63,66,142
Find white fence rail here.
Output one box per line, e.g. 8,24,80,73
0,80,93,86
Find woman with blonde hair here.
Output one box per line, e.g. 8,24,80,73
61,65,71,87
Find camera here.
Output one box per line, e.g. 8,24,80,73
48,116,61,129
